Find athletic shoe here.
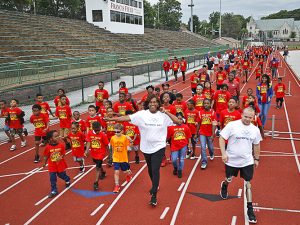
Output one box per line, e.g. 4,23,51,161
210,155,215,161
135,155,140,164
173,167,178,175
247,207,257,224
177,170,182,178
113,185,120,193
10,145,16,151
190,155,196,160
126,175,132,183
220,181,228,199
149,195,157,207
79,165,85,173
93,182,99,191
34,155,40,163
99,171,106,180
65,181,71,188
186,149,192,158
48,191,58,198
201,163,207,169
21,140,26,147
23,128,28,136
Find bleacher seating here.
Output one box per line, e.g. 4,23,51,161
0,10,218,63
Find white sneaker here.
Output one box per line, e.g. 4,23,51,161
190,156,196,160
21,141,26,147
10,145,16,151
210,155,215,161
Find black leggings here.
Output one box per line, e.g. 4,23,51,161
143,148,165,196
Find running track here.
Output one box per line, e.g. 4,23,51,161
0,53,299,225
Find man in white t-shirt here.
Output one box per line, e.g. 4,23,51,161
219,107,262,224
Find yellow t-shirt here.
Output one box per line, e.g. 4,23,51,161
110,135,130,163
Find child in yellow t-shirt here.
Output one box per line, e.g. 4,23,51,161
110,123,133,193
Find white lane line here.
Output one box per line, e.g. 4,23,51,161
73,173,83,180
121,181,127,187
160,207,170,220
231,216,237,225
27,168,39,174
280,54,300,87
253,206,300,213
243,181,249,225
237,189,242,198
177,182,185,192
283,101,300,173
34,196,49,206
96,164,147,225
170,155,202,225
0,166,44,196
90,204,105,216
260,150,294,155
24,164,97,225
0,147,35,166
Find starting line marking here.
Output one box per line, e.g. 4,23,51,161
90,204,105,216
0,147,35,166
237,189,242,198
35,196,48,206
177,182,185,192
254,206,300,213
231,216,237,225
160,207,170,220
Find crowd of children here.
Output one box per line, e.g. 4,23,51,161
0,47,287,209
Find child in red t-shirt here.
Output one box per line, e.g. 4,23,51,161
67,122,86,173
36,93,55,118
30,104,49,163
55,95,72,140
193,85,206,112
0,100,12,142
86,105,105,133
184,99,199,159
72,111,86,133
274,78,286,109
7,99,26,151
219,98,241,129
167,112,192,178
119,81,128,95
43,130,70,198
86,121,109,191
190,70,200,95
196,99,217,169
173,93,187,114
54,88,70,107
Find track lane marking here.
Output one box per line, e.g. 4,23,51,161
177,182,185,192
34,196,49,206
160,207,170,220
90,204,105,216
231,216,237,225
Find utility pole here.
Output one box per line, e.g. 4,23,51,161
219,0,221,39
188,0,194,33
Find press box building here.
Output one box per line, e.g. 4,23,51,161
85,0,144,34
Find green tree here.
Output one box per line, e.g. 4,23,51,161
290,31,296,39
262,9,300,20
188,15,200,33
0,0,31,12
143,0,156,28
221,13,244,39
155,0,182,30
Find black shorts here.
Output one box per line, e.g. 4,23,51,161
10,128,23,136
34,136,46,142
174,70,178,76
191,134,197,145
93,158,103,168
276,98,284,103
225,164,254,181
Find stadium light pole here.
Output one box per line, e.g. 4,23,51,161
219,0,221,39
188,0,194,33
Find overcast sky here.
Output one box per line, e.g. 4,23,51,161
147,0,300,23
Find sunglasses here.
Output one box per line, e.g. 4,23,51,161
114,130,121,133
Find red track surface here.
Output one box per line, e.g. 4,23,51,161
0,54,300,225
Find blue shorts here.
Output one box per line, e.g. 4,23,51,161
4,125,10,132
114,162,130,171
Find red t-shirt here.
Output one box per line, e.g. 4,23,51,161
242,95,257,108
164,104,177,115
94,89,109,107
119,87,128,95
180,60,187,72
72,119,87,133
55,105,72,128
216,71,227,85
223,80,240,97
252,115,263,127
274,83,286,98
172,61,180,71
199,73,208,83
258,83,268,103
190,73,199,89
167,124,191,151
68,132,85,157
193,94,206,111
86,130,109,160
85,115,105,131
98,106,107,118
163,61,171,71
30,113,49,136
44,143,67,172
0,107,9,125
7,107,23,129
54,96,70,107
219,109,241,128
184,108,199,134
173,101,187,114
242,60,249,70
198,109,217,136
113,101,133,116
102,120,116,140
203,88,215,100
123,121,140,145
213,90,231,114
36,101,51,118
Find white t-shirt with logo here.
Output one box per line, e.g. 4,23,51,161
220,119,262,167
129,110,173,154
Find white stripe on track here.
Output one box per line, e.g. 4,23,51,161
0,147,35,166
90,204,105,216
34,196,49,206
177,182,185,192
237,188,242,198
231,216,237,225
160,207,170,220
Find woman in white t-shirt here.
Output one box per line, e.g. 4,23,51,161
219,107,262,224
105,94,180,207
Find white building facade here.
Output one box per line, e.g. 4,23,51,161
247,17,300,42
85,0,144,34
